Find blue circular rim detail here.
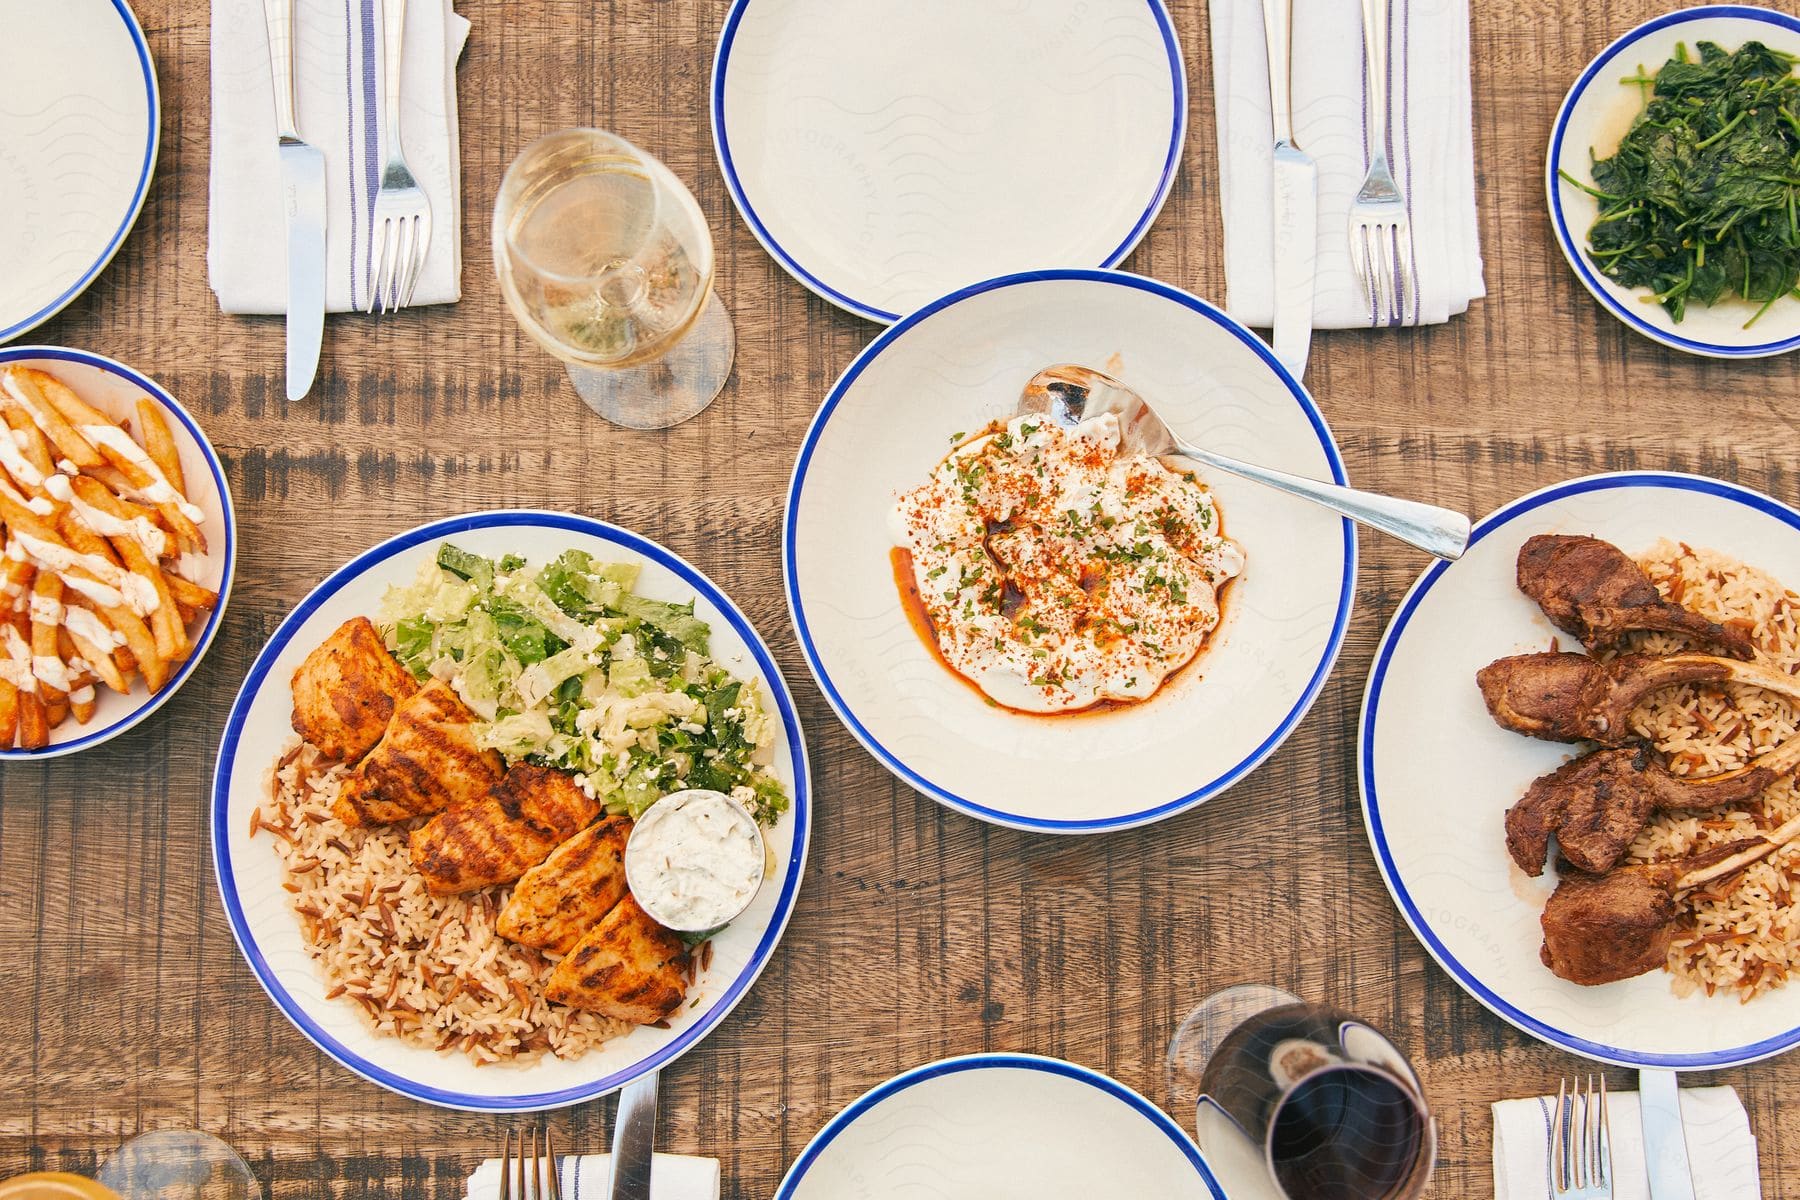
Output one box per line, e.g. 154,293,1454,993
1545,6,1800,359
0,0,161,344
1360,471,1800,1069
0,345,236,759
710,0,1188,324
784,267,1357,833
210,511,813,1111
773,1053,1227,1199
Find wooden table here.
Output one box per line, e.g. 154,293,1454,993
4,1,1798,1196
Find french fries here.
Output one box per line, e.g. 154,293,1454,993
0,364,218,749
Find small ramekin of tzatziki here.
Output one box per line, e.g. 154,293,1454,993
625,789,767,932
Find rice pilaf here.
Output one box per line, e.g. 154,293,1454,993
258,741,637,1064
1623,539,1800,1002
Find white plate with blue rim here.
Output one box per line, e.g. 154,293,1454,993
1361,471,1800,1069
776,1053,1226,1199
1546,5,1800,358
711,0,1186,324
0,0,159,343
0,346,234,759
211,512,811,1111
786,269,1355,833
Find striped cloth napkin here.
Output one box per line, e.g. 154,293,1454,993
206,0,469,314
1493,1085,1760,1199
1209,0,1485,328
466,1154,720,1200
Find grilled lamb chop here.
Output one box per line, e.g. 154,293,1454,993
1505,743,1796,876
1475,651,1800,744
1517,535,1755,659
1539,816,1800,986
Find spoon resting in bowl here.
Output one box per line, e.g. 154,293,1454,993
1018,364,1471,561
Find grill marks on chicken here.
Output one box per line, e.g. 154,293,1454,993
498,816,633,954
331,679,505,827
409,764,601,895
289,617,419,762
1505,745,1781,876
1518,534,1756,660
544,894,692,1025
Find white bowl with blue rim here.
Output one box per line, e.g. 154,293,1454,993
0,0,159,343
775,1053,1225,1199
211,512,811,1111
711,0,1185,323
1546,5,1800,358
0,346,234,759
786,269,1355,833
1361,471,1800,1069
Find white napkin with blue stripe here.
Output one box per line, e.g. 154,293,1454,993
206,0,469,313
1209,0,1485,328
466,1154,719,1200
1492,1086,1760,1200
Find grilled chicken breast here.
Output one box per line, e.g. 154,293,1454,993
290,617,418,762
332,679,504,826
544,894,690,1024
409,765,601,895
497,815,633,952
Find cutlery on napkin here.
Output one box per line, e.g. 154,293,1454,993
207,0,469,315
466,1154,719,1200
1210,0,1484,328
1493,1085,1760,1200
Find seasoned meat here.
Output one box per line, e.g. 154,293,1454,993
409,765,601,895
290,617,418,762
1506,745,1779,876
544,894,691,1024
1517,534,1755,659
332,679,504,826
1475,652,1738,744
497,815,633,953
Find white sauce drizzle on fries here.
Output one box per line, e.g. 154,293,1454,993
62,606,124,650
78,425,206,524
0,627,37,693
11,532,156,615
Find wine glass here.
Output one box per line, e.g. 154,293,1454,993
95,1132,259,1200
493,128,734,430
1165,985,1436,1200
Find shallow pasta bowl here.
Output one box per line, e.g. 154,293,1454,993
785,269,1355,833
0,346,234,759
211,511,811,1111
1361,472,1800,1068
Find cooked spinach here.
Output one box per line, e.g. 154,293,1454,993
1561,40,1800,326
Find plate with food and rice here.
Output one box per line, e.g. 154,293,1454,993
1362,471,1800,1068
786,269,1354,833
212,511,809,1110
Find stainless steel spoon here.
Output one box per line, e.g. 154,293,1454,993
1018,364,1470,560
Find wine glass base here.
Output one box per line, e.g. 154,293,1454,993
96,1131,260,1200
1164,983,1304,1102
565,292,735,430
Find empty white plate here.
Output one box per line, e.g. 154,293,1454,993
1546,5,1800,357
711,0,1186,323
786,270,1354,833
776,1054,1225,1199
0,0,159,342
1362,472,1800,1068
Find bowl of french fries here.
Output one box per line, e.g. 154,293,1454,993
0,347,233,756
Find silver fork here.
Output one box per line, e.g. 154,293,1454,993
1346,0,1413,327
366,0,432,312
1550,1076,1614,1199
499,1128,562,1200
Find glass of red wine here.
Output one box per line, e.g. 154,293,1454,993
1165,985,1436,1200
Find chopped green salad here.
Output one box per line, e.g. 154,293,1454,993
378,543,788,826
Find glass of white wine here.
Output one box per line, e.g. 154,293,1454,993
493,128,733,429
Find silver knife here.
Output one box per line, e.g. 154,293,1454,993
1639,1068,1698,1200
608,1070,659,1200
262,0,326,401
1260,0,1318,379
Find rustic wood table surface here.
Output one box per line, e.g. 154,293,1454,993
4,0,1799,1196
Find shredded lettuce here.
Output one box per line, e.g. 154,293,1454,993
378,542,789,826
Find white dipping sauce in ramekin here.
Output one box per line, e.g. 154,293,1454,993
624,788,766,931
